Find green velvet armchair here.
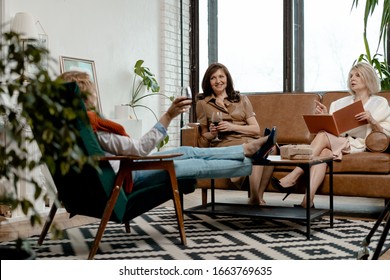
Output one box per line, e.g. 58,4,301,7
36,82,195,259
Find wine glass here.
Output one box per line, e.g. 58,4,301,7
180,86,192,129
211,111,222,141
181,86,192,100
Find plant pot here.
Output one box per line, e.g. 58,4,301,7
111,118,143,139
0,245,36,260
114,105,130,119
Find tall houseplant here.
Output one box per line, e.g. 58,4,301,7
0,31,94,257
352,0,390,89
124,59,174,149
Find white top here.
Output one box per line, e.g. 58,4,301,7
95,122,167,172
329,95,390,153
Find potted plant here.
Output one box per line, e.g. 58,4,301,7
122,59,174,148
352,0,390,90
0,31,93,259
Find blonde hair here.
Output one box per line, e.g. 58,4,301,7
58,71,97,110
347,62,381,95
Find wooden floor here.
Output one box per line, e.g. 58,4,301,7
1,189,389,260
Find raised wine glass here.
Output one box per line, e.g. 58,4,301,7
211,111,222,141
180,86,192,129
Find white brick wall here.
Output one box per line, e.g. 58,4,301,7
160,0,191,150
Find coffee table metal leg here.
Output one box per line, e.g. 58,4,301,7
303,164,311,239
211,179,215,211
328,161,334,227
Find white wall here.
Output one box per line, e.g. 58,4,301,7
2,0,190,148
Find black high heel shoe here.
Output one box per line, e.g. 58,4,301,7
271,176,296,201
252,127,277,163
263,127,271,136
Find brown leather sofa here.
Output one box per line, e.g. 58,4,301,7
182,91,390,205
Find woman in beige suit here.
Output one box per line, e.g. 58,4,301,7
197,63,275,205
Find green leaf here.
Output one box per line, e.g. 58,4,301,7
156,135,170,151
129,59,167,145
1,31,97,235
352,0,390,89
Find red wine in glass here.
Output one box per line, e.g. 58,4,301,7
211,112,222,141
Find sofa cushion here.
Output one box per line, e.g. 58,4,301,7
333,152,390,173
365,131,390,152
321,91,350,109
246,93,321,145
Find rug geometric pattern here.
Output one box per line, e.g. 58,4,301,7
4,207,390,260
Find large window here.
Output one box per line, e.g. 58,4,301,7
199,0,283,92
198,0,383,93
304,0,382,91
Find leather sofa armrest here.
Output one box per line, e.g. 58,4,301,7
181,123,200,147
365,131,390,152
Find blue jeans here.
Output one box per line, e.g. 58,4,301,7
132,146,252,189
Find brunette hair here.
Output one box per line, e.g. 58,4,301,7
199,62,240,102
58,71,97,110
347,62,381,95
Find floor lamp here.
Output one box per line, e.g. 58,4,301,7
11,12,38,41
10,12,39,80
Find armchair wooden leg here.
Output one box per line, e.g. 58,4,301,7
201,189,208,206
166,163,186,246
88,185,121,260
115,158,186,248
124,221,131,233
37,203,58,246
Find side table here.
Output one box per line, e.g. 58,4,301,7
184,155,334,239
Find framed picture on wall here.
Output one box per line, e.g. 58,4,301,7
59,56,102,112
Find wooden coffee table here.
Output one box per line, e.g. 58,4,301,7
184,155,334,239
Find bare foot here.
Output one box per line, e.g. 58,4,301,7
296,200,315,208
248,198,267,206
248,198,259,205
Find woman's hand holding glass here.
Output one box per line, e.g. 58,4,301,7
210,111,223,141
314,100,328,114
166,96,191,119
180,86,193,129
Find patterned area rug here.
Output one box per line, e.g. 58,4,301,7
6,207,390,260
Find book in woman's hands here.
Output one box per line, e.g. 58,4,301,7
303,100,368,136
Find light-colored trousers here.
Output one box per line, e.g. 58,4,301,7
133,146,253,189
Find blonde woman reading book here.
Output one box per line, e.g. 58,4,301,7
272,62,390,208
